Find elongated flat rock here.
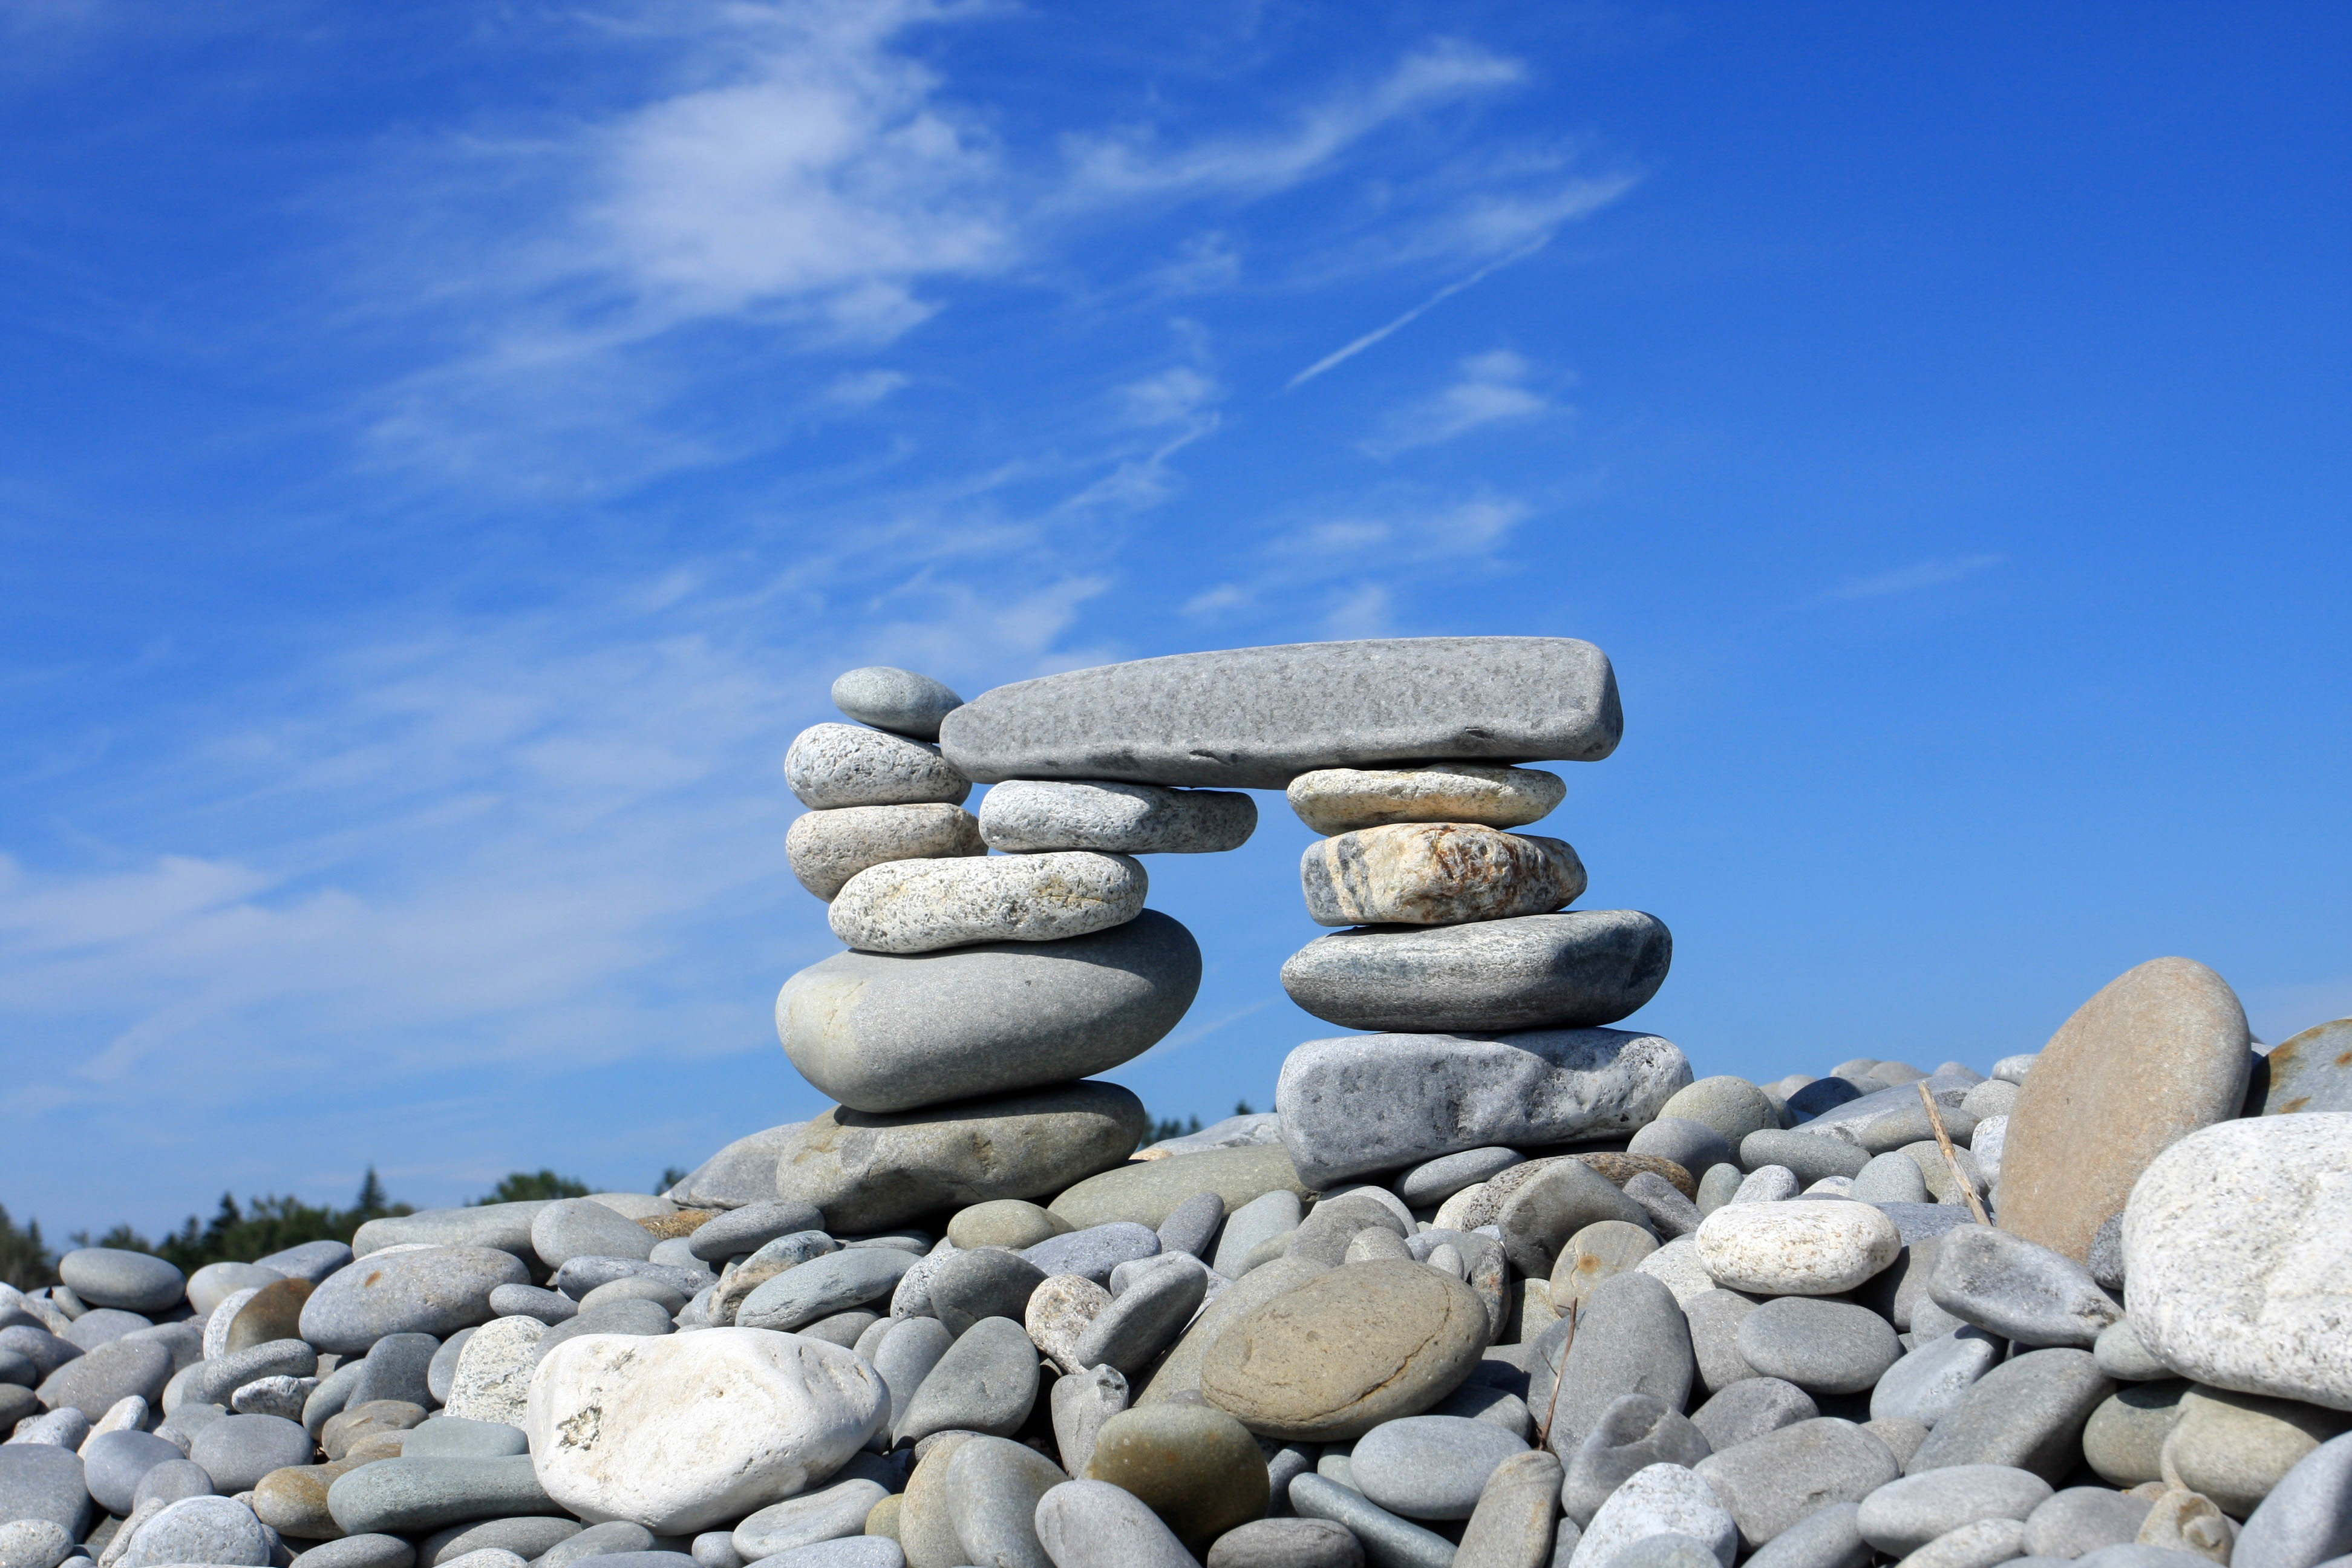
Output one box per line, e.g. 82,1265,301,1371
939,636,1622,789
785,803,984,901
774,1081,1149,1232
778,910,1200,1112
1287,762,1566,835
1276,1027,1692,1187
978,779,1256,854
1280,910,1671,1031
1299,823,1584,927
829,851,1146,953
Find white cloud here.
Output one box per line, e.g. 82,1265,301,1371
1362,348,1557,455
827,369,910,407
1324,583,1393,638
1821,554,2007,603
1181,492,1532,626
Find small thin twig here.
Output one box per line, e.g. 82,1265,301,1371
1536,1300,1577,1449
1919,1080,1992,1226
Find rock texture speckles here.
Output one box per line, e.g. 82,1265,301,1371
2249,1018,2352,1116
978,779,1256,855
785,723,970,810
829,667,964,741
785,805,985,901
1286,762,1567,834
1279,910,1671,1033
1299,823,1584,928
828,850,1147,953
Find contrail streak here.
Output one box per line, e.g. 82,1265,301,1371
1286,235,1553,390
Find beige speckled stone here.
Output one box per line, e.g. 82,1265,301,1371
1694,1200,1902,1296
1299,823,1584,928
786,804,985,901
1200,1261,1488,1442
828,851,1146,953
1999,958,2252,1262
1286,763,1567,835
444,1316,544,1426
2164,1384,2351,1517
1024,1275,1112,1376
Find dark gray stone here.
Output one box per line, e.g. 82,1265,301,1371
1,1326,81,1381
1070,1260,1206,1376
1905,1348,2114,1480
831,667,963,740
1736,1299,1901,1396
1277,1027,1691,1188
1535,1272,1693,1457
1693,1418,1901,1551
1560,1393,1711,1526
299,1249,529,1356
2087,1214,2127,1293
426,1331,472,1406
324,1456,556,1537
1287,1472,1456,1568
1783,1079,1866,1122
736,1249,915,1333
0,1443,89,1540
1396,1148,1524,1207
1280,912,1671,1033
56,1252,185,1317
80,1431,183,1516
1737,1133,1870,1185
350,1334,440,1411
1155,1192,1224,1262
685,1202,825,1264
1927,1225,2121,1348
1621,1174,1703,1241
893,1317,1038,1445
35,1337,171,1420
1690,1379,1818,1454
939,636,1623,789
1682,1290,1760,1395
779,912,1200,1114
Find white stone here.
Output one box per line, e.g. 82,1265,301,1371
2123,1112,2352,1411
445,1316,546,1425
524,1327,888,1535
1694,1201,1902,1296
1637,1237,1717,1308
828,851,1146,954
1286,763,1567,835
1569,1463,1738,1568
786,804,985,901
1971,1117,2008,1185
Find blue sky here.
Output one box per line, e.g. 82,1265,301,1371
3,2,2346,1240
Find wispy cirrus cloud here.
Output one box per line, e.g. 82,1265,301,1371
1821,554,2007,603
1362,348,1560,454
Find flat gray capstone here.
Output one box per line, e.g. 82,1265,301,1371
785,722,969,810
1280,910,1672,1033
777,912,1200,1114
977,779,1256,854
831,666,963,740
1276,1026,1691,1187
300,1248,529,1356
56,1251,185,1316
938,636,1622,790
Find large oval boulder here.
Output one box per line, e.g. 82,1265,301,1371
300,1247,530,1356
1280,910,1671,1033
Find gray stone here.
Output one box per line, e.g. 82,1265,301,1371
2236,1431,2352,1568
426,1332,473,1405
131,1459,215,1511
0,1444,88,1540
2071,1552,2213,1568
785,722,967,810
1498,1161,1651,1278
1276,1027,1691,1188
531,1201,655,1271
1959,1080,2018,1122
324,1457,554,1537
776,1082,1148,1233
2093,1318,2170,1382
1694,1165,1743,1217
1858,1466,2054,1554
730,1479,886,1560
1906,1348,2114,1480
1569,1463,1737,1568
831,666,964,740
1782,1079,1867,1124
779,918,1196,1113
1864,1419,1930,1471
189,1414,312,1494
688,1532,737,1568
940,638,1623,790
942,1434,1067,1563
978,779,1255,856
118,1495,268,1568
1050,1364,1128,1480
2251,1019,2352,1116
189,1341,318,1410
946,1200,1062,1251
403,1420,526,1459
36,1338,171,1421
1299,824,1584,929
1926,1224,2120,1348
0,1521,73,1568
56,1253,184,1318
1681,1290,1760,1396
531,1299,673,1362
1621,1174,1702,1242
1550,1222,1660,1316
2166,1385,2352,1519
1282,912,1671,1034
1536,1273,1693,1457
1449,1447,1561,1567
350,1334,439,1411
2080,1380,2190,1489
1070,1260,1206,1376
1288,1472,1457,1568
422,1517,583,1566
1891,1517,2027,1568
1203,1517,1362,1568
1998,958,2252,1263
1350,1414,1528,1521
1286,762,1567,835
351,1207,546,1262
922,1249,1046,1336
292,1537,413,1568
1630,1121,1734,1184
1211,1191,1304,1278
2123,1112,2352,1411
716,1232,836,1323
1742,1502,1869,1568
1605,1538,1723,1568
1856,1103,1981,1157
685,1201,825,1264
1053,1146,1310,1234
1561,1394,1711,1526
1738,1134,1871,1186
893,1316,1038,1443
229,1371,312,1421
1689,1380,1817,1454
1852,1154,1931,1206
787,804,985,901
251,1243,353,1284
2086,1212,2125,1291
665,1125,805,1211
1132,1257,1329,1410
1023,1223,1161,1286
736,1544,898,1566
1871,1330,2004,1428
2023,1489,2154,1558
60,1310,150,1351
1694,1419,1900,1550
0,1327,79,1381
871,1317,953,1443
1730,1166,1799,1204
80,1431,183,1517
1155,1192,1224,1263
828,849,1146,955
1030,1478,1200,1566
299,1250,528,1357
1736,1299,1901,1396
1791,1084,1970,1142
1661,1079,1783,1149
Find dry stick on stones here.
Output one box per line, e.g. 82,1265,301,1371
1537,1301,1579,1450
1919,1082,1993,1226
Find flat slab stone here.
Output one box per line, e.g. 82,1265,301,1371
1286,762,1566,834
1298,823,1584,927
1280,910,1671,1033
828,851,1147,954
778,912,1199,1113
1276,1027,1691,1187
938,636,1622,790
1997,958,2252,1262
2249,1018,2352,1115
774,1081,1148,1233
978,779,1256,854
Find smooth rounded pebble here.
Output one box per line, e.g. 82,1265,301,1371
131,1458,217,1511
0,1443,90,1540
1348,1414,1527,1522
186,1263,283,1318
2164,1384,2351,1517
1690,1379,1818,1454
119,1495,272,1568
1561,1393,1713,1527
785,722,968,810
1082,1404,1266,1553
1550,1220,1661,1313
1569,1463,1738,1568
1032,1479,1197,1568
299,1247,528,1357
1927,1224,2121,1348
1739,1132,1873,1186
1279,910,1672,1033
1692,1419,1901,1551
0,1521,73,1568
1870,1328,2004,1428
1203,1516,1363,1568
1858,1466,2055,1555
292,1536,416,1568
1695,1201,1901,1296
1286,762,1566,834
81,1429,185,1516
2236,1431,2352,1568
1632,1119,1736,1181
1904,1348,2115,1480
2022,1488,2154,1559
36,1338,172,1423
923,1248,1047,1336
531,1200,656,1270
828,850,1146,954
58,1250,186,1316
1664,1076,1784,1146
831,667,963,740
1538,1271,1696,1455
736,1247,914,1332
687,1200,826,1264
1287,1472,1457,1568
946,1200,1063,1252
190,1413,314,1494
978,779,1255,855
1742,1501,1870,1568
1736,1298,1903,1396
731,1478,886,1560
890,1316,1039,1445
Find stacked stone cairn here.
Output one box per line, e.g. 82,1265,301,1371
6,641,2351,1568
